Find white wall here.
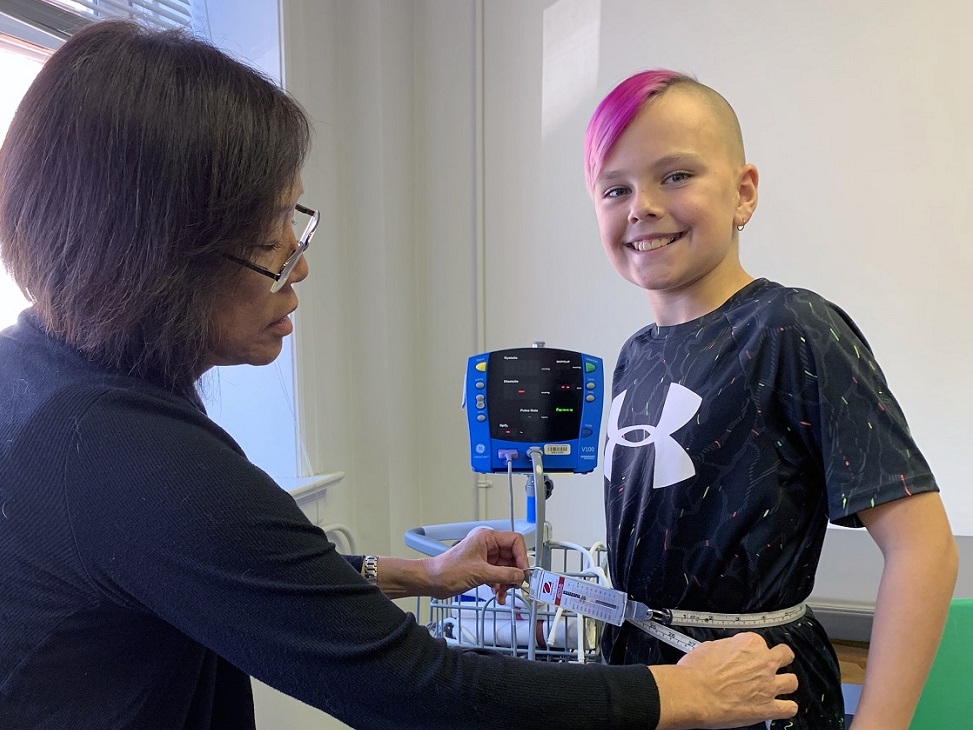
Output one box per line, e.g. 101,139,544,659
285,0,485,559
279,0,971,607
478,1,973,552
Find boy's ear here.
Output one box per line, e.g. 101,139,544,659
736,163,759,224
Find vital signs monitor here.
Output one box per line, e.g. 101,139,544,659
464,346,603,474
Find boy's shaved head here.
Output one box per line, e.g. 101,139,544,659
664,81,746,167
585,70,747,193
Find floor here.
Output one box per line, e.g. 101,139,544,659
842,683,861,723
833,639,867,723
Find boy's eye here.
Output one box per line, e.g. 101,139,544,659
602,185,630,199
662,171,691,185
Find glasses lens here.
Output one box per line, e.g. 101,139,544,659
293,207,315,242
270,206,318,293
271,251,302,293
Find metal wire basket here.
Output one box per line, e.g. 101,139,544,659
418,541,609,664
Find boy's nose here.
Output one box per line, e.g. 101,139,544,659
628,191,662,223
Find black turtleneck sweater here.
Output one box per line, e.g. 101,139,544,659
0,310,659,729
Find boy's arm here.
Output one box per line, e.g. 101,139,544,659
851,491,958,730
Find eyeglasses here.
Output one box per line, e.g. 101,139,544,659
224,203,320,293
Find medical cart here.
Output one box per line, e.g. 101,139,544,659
405,344,609,663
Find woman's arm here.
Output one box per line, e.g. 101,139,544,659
372,528,800,729
365,527,800,728
65,389,798,729
850,492,958,729
369,526,528,601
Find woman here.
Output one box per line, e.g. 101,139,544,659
0,20,797,729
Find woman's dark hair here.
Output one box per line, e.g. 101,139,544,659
0,20,311,392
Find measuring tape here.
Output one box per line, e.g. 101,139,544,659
525,567,799,728
636,603,807,629
525,568,702,652
625,616,701,653
526,567,805,636
526,567,628,625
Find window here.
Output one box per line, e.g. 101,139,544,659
0,0,313,486
0,0,195,331
0,33,47,331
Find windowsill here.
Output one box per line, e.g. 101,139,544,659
275,471,345,505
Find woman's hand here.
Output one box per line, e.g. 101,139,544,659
652,632,799,729
424,526,529,603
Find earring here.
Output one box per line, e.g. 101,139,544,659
736,220,748,232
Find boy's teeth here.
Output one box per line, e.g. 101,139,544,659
633,233,681,251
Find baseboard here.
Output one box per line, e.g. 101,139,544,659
808,600,874,643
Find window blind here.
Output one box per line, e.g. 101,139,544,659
45,0,191,29
0,0,192,45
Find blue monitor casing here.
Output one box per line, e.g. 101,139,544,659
465,347,603,474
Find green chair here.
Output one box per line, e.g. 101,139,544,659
909,597,973,728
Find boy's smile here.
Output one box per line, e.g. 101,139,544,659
592,87,758,325
629,231,686,252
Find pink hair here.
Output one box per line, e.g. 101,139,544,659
584,69,692,194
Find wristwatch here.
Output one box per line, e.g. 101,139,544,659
362,555,379,585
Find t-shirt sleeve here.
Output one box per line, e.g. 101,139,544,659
758,291,938,527
62,387,661,729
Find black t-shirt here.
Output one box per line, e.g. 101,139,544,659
602,279,938,729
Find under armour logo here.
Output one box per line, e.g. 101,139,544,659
604,383,701,488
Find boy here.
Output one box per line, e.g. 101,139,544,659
586,70,957,729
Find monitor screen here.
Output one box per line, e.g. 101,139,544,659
486,349,584,443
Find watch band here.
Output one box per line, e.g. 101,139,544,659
362,555,379,585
